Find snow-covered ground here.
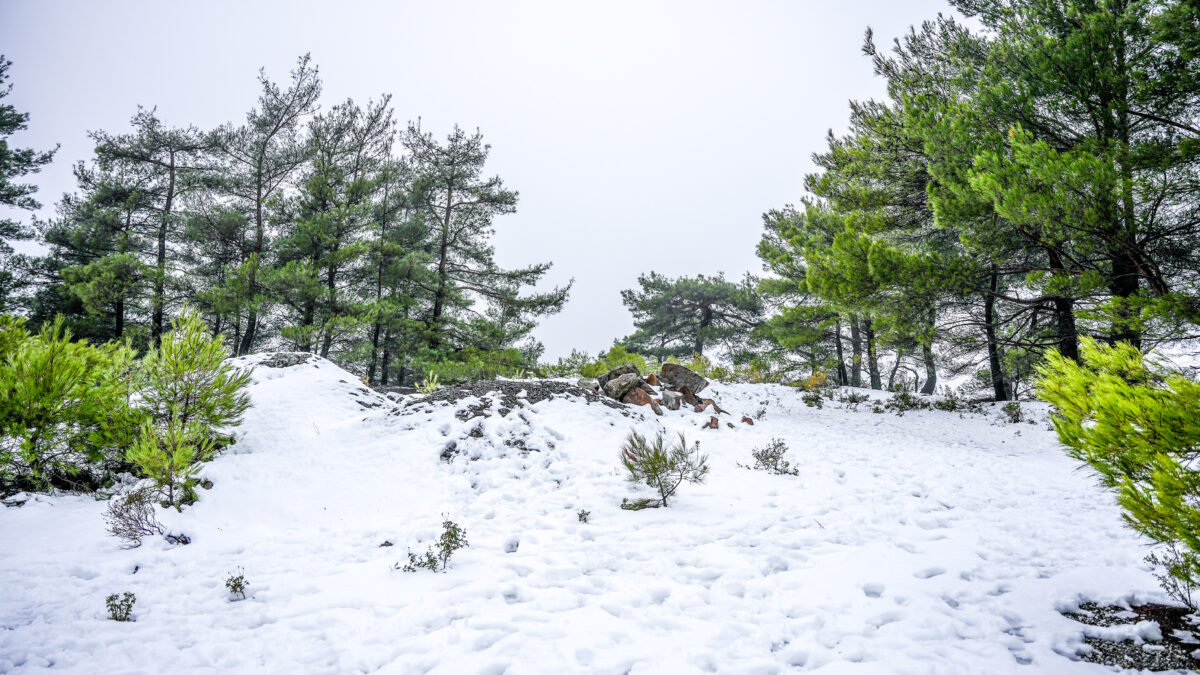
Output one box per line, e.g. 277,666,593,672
0,355,1178,673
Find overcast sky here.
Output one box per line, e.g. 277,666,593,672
1,0,960,359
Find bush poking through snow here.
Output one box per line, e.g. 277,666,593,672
801,390,824,409
577,509,590,523
836,391,870,410
1037,338,1200,609
1145,544,1197,610
225,569,249,600
397,519,469,573
883,390,929,415
619,430,709,508
105,592,135,622
126,417,213,509
104,489,164,548
1001,401,1023,424
620,497,661,511
745,438,799,476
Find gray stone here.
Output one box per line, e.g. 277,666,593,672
597,364,640,389
660,363,709,394
603,372,640,400
576,377,599,392
660,390,682,411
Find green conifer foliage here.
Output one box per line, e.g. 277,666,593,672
0,317,138,494
140,309,251,440
1038,338,1200,606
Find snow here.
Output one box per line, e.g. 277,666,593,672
0,354,1183,673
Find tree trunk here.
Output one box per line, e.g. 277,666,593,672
983,271,1010,401
114,296,124,339
849,315,863,387
887,349,903,391
694,305,712,357
151,151,176,347
864,318,881,390
920,343,937,395
834,318,848,386
429,186,454,348
236,182,266,356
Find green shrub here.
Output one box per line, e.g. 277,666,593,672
579,346,650,378
1001,401,1023,424
225,568,249,600
836,390,870,411
1037,338,1200,608
577,509,590,523
883,390,930,415
106,592,135,622
619,430,708,508
0,316,140,495
126,417,213,509
423,347,528,384
397,519,469,572
140,309,251,441
801,390,824,408
747,438,799,476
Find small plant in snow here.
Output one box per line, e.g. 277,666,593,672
104,488,164,548
106,592,135,621
801,390,824,409
836,390,870,411
577,509,590,523
744,438,799,476
225,568,249,600
883,390,929,415
396,519,468,572
1001,401,1023,424
619,430,708,508
754,401,769,420
1145,544,1197,610
417,373,440,395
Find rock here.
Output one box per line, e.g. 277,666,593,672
741,416,754,425
638,382,657,396
677,385,701,406
726,422,735,428
694,398,728,415
259,352,315,369
597,364,640,390
646,373,660,386
576,377,599,392
660,390,682,411
603,372,641,400
622,387,663,415
702,416,720,429
661,363,709,394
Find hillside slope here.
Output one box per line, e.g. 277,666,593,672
0,354,1172,673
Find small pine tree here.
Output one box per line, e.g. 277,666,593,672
1037,338,1200,608
140,308,251,441
126,416,212,508
0,316,139,494
619,430,709,507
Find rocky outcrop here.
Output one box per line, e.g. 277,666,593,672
603,372,641,400
622,387,663,415
597,365,639,390
660,363,709,394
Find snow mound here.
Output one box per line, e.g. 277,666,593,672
0,357,1178,673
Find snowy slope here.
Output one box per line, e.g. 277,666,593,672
0,354,1177,674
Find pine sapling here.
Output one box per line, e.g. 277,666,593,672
619,430,708,508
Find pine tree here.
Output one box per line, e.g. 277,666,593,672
403,122,571,358
0,55,57,311
619,272,763,360
214,55,321,356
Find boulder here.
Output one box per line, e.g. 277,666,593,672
646,373,660,386
677,385,701,406
576,377,599,392
638,382,657,396
597,364,640,390
622,387,663,415
741,416,754,425
693,398,728,415
660,390,682,411
603,372,640,400
702,416,720,429
660,363,709,394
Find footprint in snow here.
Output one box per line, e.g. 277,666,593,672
862,583,885,598
914,567,946,579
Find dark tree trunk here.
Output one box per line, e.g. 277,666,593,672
849,315,863,387
887,349,903,391
834,318,848,385
983,270,1010,401
920,344,937,395
694,305,712,357
151,151,176,347
864,318,881,390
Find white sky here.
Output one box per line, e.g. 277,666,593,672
1,0,959,359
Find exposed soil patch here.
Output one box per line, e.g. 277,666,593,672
1064,602,1200,671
